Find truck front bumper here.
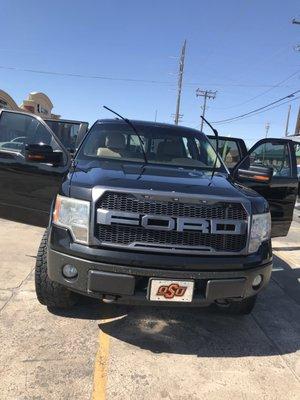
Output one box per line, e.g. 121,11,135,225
47,247,272,306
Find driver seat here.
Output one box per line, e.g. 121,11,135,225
97,132,126,158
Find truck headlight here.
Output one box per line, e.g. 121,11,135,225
53,195,90,244
248,212,271,253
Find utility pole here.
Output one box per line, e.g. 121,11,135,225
174,40,186,125
284,105,291,136
295,106,300,135
291,19,300,135
265,122,270,138
196,89,217,131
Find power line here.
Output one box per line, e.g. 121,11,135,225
0,64,298,89
185,82,296,88
212,90,300,124
0,65,175,85
213,94,300,125
213,69,300,110
194,96,300,128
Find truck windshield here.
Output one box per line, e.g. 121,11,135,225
76,122,225,171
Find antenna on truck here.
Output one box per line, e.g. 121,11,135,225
200,115,220,183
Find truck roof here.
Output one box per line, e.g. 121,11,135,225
96,118,202,134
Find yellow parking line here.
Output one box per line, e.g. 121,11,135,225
92,328,110,400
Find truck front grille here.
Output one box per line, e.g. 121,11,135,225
95,191,248,255
97,225,247,252
98,192,247,220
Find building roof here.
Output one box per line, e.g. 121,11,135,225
0,89,19,110
27,92,54,109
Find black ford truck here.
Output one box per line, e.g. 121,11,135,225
0,109,298,313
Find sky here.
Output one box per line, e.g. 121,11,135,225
1,0,300,147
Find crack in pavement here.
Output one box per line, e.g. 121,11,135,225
0,267,35,312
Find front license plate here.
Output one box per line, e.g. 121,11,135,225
149,279,194,302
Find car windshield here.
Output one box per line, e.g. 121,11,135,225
76,122,225,171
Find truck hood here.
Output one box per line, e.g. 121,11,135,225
67,160,263,205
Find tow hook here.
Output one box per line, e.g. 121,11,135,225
215,299,230,307
102,295,118,303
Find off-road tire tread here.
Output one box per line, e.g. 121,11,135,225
35,229,77,308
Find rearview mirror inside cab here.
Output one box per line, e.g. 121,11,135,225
25,143,63,166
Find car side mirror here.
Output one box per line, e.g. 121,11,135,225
25,143,63,166
236,165,273,183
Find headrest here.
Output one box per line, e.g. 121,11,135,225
105,132,126,150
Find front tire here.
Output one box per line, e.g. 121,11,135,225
35,229,78,309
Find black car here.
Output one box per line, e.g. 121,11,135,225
0,110,298,314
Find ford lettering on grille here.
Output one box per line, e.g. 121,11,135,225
97,209,246,235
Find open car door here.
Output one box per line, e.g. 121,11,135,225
233,138,298,237
0,110,70,226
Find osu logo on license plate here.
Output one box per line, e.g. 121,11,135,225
156,283,187,299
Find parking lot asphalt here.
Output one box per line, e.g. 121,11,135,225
0,216,299,400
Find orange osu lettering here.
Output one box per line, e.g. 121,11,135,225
156,283,187,299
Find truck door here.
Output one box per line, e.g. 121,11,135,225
0,110,70,226
234,138,298,237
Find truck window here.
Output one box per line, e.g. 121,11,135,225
128,133,146,157
249,142,291,177
45,120,81,151
0,111,62,156
209,138,241,168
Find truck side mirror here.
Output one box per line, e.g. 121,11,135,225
236,165,273,183
25,143,63,166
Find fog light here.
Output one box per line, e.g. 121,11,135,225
252,274,263,289
62,264,78,279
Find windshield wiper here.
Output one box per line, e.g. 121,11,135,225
103,105,148,164
200,116,219,184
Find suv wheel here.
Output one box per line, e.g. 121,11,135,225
35,229,78,309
